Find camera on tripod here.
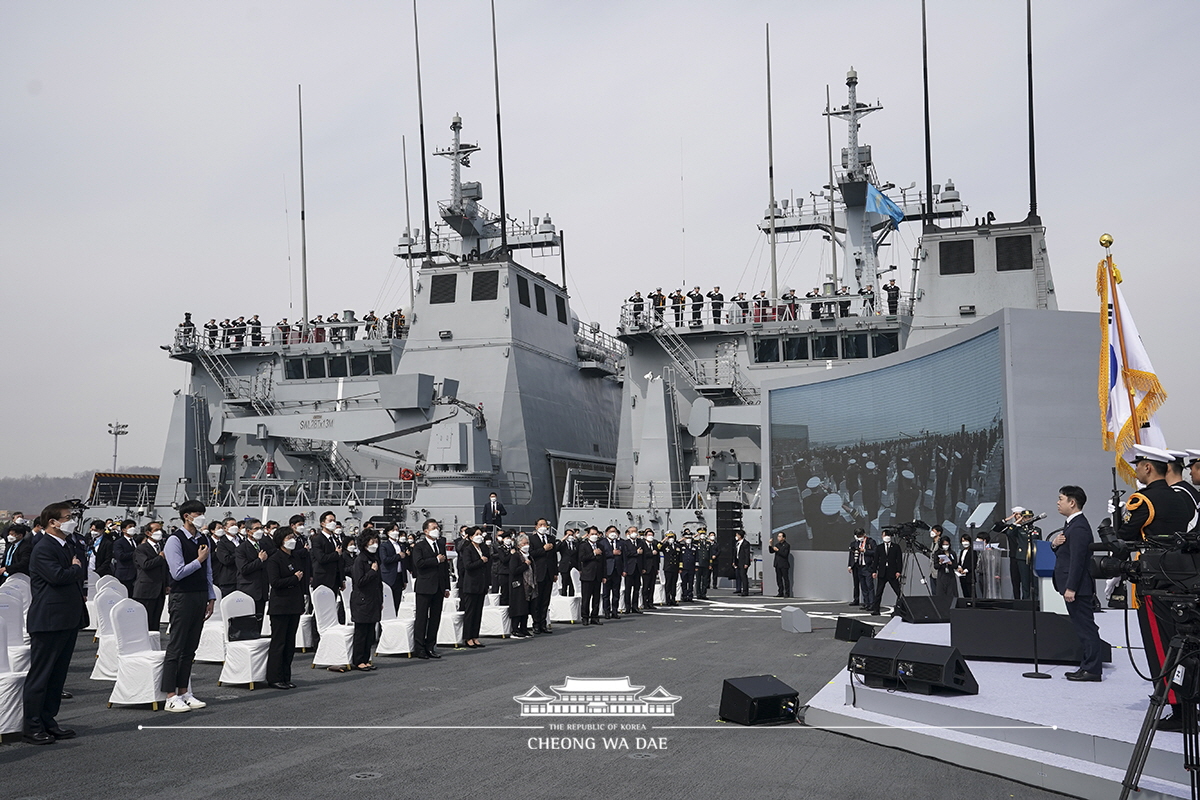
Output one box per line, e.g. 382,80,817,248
885,519,932,556
1090,518,1200,594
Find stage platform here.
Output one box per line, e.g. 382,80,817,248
803,609,1192,800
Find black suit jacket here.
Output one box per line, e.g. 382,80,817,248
3,537,32,576
1053,513,1095,596
235,538,270,604
769,539,791,569
875,541,903,577
528,532,557,581
266,549,307,615
27,534,87,633
734,539,752,568
350,553,383,624
213,535,239,587
577,539,605,582
481,499,507,527
310,532,343,590
132,541,168,600
112,535,138,581
412,538,451,595
457,542,491,595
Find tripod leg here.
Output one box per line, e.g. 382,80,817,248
1121,641,1180,800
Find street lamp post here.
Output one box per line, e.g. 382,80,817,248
107,421,128,472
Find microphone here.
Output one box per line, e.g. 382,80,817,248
1029,513,1048,523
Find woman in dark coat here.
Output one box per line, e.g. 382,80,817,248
349,531,382,671
265,527,307,690
933,536,959,598
457,526,490,648
508,533,534,638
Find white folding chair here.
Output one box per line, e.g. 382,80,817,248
549,594,582,624
96,575,125,596
193,585,226,663
108,599,168,710
437,608,465,647
0,618,26,735
90,589,126,680
376,583,415,657
84,570,101,631
484,592,500,607
217,591,269,689
310,585,353,669
0,599,29,673
0,587,31,644
480,603,514,637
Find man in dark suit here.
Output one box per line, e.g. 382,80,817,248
528,520,557,634
870,530,904,615
132,522,169,630
768,533,792,598
22,502,87,744
412,519,451,658
1053,485,1103,682
309,511,344,621
556,530,578,596
112,519,139,596
733,531,752,596
640,530,659,609
600,527,624,618
379,527,401,610
621,526,643,613
235,520,270,616
0,522,32,586
212,518,241,599
578,528,605,626
481,492,506,530
93,525,116,577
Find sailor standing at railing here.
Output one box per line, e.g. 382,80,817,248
781,289,798,321
669,289,685,326
885,279,901,315
649,288,666,323
687,287,704,324
706,287,723,324
859,285,875,315
628,292,644,327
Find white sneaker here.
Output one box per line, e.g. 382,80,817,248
182,692,207,709
164,696,191,713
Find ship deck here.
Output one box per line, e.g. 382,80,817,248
1,593,1077,799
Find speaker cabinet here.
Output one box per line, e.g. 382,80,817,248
718,675,799,725
848,638,978,695
896,595,954,624
835,616,875,642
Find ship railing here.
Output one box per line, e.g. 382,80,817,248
172,319,406,353
570,480,716,511
573,323,628,368
616,291,910,333
316,479,416,506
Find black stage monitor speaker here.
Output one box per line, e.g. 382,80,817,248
896,595,954,624
718,675,799,726
848,638,978,695
835,617,875,642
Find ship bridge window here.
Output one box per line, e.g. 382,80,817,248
430,273,458,304
872,332,900,357
996,235,1033,271
939,240,975,275
306,357,327,379
472,270,500,300
372,352,393,375
783,337,808,361
753,338,780,363
556,294,568,324
841,333,869,359
516,275,531,307
813,334,838,360
534,284,547,315
328,355,349,378
350,354,371,377
285,357,305,381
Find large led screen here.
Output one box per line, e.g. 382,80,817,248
768,329,1005,551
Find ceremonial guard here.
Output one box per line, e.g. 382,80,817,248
694,529,712,600
679,531,697,602
707,287,724,324
649,288,666,323
659,532,680,606
628,291,644,326
687,286,704,324
669,289,685,326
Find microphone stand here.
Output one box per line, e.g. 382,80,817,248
1022,528,1050,679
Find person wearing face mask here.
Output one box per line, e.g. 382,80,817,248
527,519,557,635
92,521,117,578
457,526,490,648
679,531,698,603
578,528,605,626
412,519,452,659
132,522,169,631
0,523,32,587
265,526,307,689
481,492,507,531
161,500,216,713
640,530,659,609
556,529,579,597
341,534,359,583
768,532,792,598
733,530,753,597
620,526,642,614
112,519,140,596
21,502,87,744
926,525,943,594
310,511,346,622
693,528,712,601
235,519,271,618
956,535,976,599
379,523,402,612
212,517,241,600
509,533,536,637
870,530,903,615
659,531,680,606
933,536,959,599
848,529,874,609
349,532,382,671
493,531,513,605
600,526,624,619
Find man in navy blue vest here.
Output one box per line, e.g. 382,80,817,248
161,500,215,713
22,502,87,744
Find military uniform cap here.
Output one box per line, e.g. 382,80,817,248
1186,450,1200,467
1167,449,1189,465
1130,444,1172,464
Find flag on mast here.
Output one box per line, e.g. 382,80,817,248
1097,256,1167,484
865,183,905,229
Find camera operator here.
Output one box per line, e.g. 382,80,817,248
1111,445,1199,730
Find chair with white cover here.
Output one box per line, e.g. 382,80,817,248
0,618,26,735
0,588,30,644
297,612,316,651
217,591,269,689
437,608,465,647
193,585,226,663
90,588,127,680
375,583,415,657
0,599,30,674
96,575,125,597
3,573,31,605
84,570,101,631
309,586,353,669
484,592,500,607
480,603,512,637
549,594,581,624
108,599,168,710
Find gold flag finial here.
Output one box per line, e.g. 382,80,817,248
1100,233,1114,248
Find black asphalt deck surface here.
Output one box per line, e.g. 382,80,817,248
0,593,1071,799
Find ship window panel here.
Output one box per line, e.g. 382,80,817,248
753,338,780,363
429,273,458,304
783,337,808,361
872,332,900,357
534,284,547,315
841,333,869,359
305,357,327,379
939,240,975,275
996,234,1033,271
285,358,305,381
556,294,568,324
813,335,839,359
471,270,500,301
350,354,371,377
517,275,531,307
328,355,349,378
372,352,393,375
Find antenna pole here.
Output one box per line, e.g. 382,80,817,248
826,84,838,286
560,229,567,292
1026,0,1039,222
921,0,935,230
297,85,310,339
413,0,433,263
402,134,415,316
490,0,508,260
765,23,778,301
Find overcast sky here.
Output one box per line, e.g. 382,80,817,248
2,0,1195,479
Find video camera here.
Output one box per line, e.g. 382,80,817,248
1090,518,1200,594
884,519,932,556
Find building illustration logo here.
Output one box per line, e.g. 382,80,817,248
514,676,681,717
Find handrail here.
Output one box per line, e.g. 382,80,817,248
619,289,910,332
172,318,407,353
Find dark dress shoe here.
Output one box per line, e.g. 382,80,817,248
581,620,590,626
414,650,431,659
474,641,486,648
591,619,603,625
269,682,292,690
427,649,442,659
47,727,75,739
1065,672,1101,682
285,683,296,689
541,627,553,634
23,731,55,745
60,691,73,699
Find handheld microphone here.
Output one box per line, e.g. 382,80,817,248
1030,513,1048,523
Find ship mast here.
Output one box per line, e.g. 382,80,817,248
297,85,310,337
824,68,881,290
764,23,779,300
